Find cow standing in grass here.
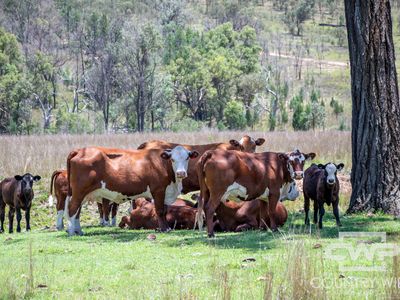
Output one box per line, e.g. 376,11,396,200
303,163,344,228
0,173,41,233
196,149,315,237
49,170,119,230
65,145,199,235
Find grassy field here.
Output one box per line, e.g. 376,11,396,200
1,131,400,299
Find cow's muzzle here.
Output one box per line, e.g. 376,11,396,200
294,171,303,179
327,179,335,185
176,171,187,179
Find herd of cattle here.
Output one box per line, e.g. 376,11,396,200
0,135,345,237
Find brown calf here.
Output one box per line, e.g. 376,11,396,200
137,135,265,193
0,173,41,233
119,198,197,230
197,149,315,237
303,163,344,228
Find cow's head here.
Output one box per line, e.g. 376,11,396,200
161,146,199,179
318,163,344,186
229,135,265,153
14,173,41,199
287,149,316,179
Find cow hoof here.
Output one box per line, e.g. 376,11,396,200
56,226,64,231
17,228,21,233
75,230,84,236
207,233,215,238
337,223,342,227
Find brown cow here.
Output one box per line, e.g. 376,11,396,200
66,145,199,235
214,200,288,232
303,163,344,229
49,170,68,230
49,170,119,230
196,149,315,237
0,173,41,233
137,135,265,193
119,198,197,230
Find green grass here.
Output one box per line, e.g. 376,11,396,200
1,190,400,299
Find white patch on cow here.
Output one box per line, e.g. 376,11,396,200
56,210,64,230
111,216,116,227
48,195,54,207
164,180,183,205
221,182,248,202
99,217,104,226
103,218,110,226
74,218,83,235
325,163,337,185
279,181,299,201
287,162,295,179
67,208,78,236
83,185,153,205
101,180,106,189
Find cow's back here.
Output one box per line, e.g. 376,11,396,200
303,165,323,200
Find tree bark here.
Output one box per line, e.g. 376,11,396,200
345,0,400,215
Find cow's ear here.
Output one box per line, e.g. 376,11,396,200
278,153,289,161
336,163,344,171
229,139,240,147
189,151,199,159
305,153,316,161
255,138,265,146
33,175,41,182
14,175,23,181
317,164,325,169
161,149,172,160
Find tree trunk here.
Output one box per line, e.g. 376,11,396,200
345,0,400,215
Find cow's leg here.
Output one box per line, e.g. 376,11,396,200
8,207,15,234
205,194,221,238
16,208,22,232
153,191,170,232
259,201,269,230
333,201,342,226
74,206,83,235
0,202,5,233
102,199,111,226
66,196,83,236
111,203,118,227
56,195,65,230
313,200,318,224
267,192,279,232
304,195,310,225
25,207,31,231
97,202,104,226
318,203,325,229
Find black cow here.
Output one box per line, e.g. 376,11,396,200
0,173,41,233
303,163,344,228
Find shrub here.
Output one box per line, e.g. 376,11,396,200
224,100,246,130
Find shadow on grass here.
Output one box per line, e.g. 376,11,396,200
48,210,400,250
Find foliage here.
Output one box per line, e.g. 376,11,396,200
283,0,315,36
224,100,246,130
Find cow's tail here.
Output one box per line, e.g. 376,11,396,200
194,151,213,231
48,170,62,207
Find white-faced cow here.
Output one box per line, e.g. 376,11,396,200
65,145,199,235
137,135,265,193
0,173,41,233
196,149,315,237
303,163,344,229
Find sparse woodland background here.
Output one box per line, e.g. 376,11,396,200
0,0,371,135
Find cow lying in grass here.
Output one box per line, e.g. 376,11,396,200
0,173,41,233
214,200,288,232
119,198,197,230
303,163,344,229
